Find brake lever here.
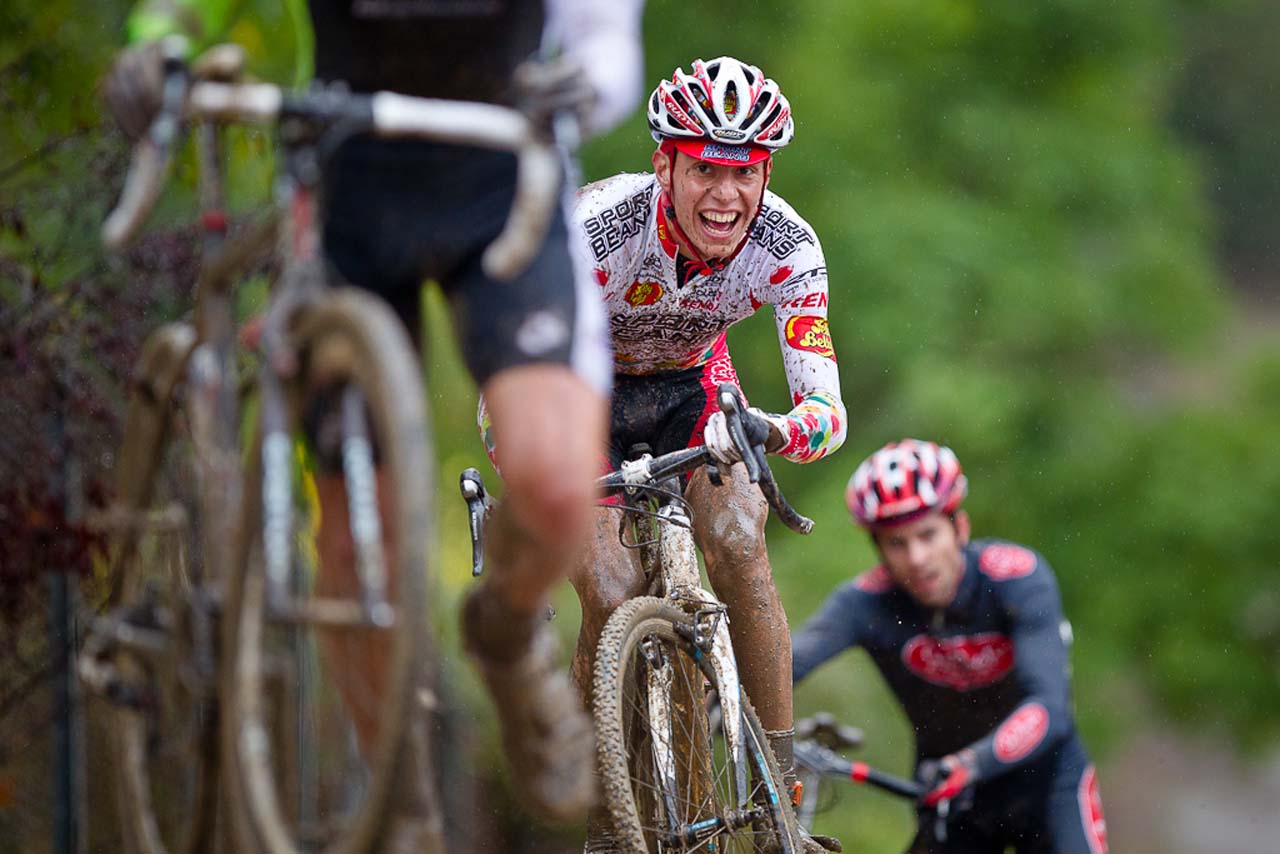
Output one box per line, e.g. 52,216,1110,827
459,467,492,576
715,383,814,535
716,385,763,483
102,38,190,249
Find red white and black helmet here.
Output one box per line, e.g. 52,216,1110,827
846,439,968,529
647,56,794,166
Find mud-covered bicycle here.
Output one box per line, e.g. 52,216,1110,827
78,42,562,854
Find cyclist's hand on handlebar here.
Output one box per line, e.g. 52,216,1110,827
101,42,167,141
513,55,597,139
703,407,787,465
918,751,976,807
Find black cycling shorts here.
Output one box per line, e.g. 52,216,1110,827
322,135,607,392
606,341,744,469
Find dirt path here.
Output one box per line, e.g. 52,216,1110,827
1103,730,1280,853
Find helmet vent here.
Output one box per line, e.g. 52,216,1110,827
723,82,740,120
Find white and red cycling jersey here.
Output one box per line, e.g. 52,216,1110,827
573,172,846,464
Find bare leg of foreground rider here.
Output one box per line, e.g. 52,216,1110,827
464,363,605,821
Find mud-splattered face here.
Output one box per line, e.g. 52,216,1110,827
653,149,766,259
873,510,971,609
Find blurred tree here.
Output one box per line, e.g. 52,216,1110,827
1170,0,1280,287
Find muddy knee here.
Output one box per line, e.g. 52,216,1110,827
693,471,770,569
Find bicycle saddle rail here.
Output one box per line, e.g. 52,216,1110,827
103,44,560,281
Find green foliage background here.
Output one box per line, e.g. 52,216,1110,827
3,0,1278,850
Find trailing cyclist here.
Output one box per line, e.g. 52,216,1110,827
102,0,645,824
520,55,847,852
792,439,1108,853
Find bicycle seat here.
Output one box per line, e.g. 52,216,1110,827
796,712,864,751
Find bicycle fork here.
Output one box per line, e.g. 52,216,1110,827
652,506,758,836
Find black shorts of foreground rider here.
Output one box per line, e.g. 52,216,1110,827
322,135,581,386
607,365,734,470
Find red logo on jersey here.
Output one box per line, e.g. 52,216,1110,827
783,315,834,359
594,268,609,286
993,702,1050,763
782,291,829,309
1078,765,1108,854
854,566,893,593
770,265,793,285
624,281,664,307
902,633,1014,691
979,544,1037,580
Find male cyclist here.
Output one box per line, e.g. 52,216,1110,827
545,56,847,852
102,0,644,822
792,439,1108,853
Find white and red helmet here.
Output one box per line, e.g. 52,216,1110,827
647,56,794,167
846,439,968,528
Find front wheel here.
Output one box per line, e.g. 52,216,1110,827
593,597,799,853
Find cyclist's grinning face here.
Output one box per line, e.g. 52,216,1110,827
654,149,766,260
873,511,970,610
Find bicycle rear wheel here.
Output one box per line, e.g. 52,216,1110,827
593,597,798,854
221,289,436,854
84,322,221,854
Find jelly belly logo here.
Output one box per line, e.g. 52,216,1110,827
769,265,793,285
624,281,663,307
979,544,1037,581
993,702,1050,763
901,633,1014,691
784,315,834,358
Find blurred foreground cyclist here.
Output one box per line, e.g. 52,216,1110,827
103,0,644,823
793,439,1108,853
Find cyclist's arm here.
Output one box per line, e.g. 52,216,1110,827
791,579,868,684
951,551,1075,783
546,0,644,137
759,224,846,465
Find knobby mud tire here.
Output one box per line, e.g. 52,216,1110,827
593,597,799,854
